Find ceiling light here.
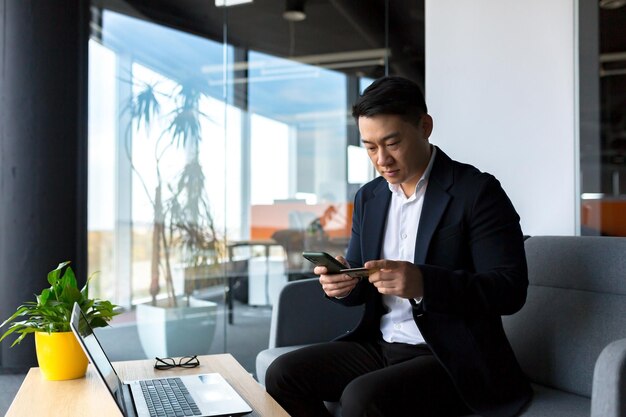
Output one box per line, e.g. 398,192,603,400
283,0,306,22
201,49,390,74
215,0,253,7
599,0,626,9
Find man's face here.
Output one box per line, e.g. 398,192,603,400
359,113,433,196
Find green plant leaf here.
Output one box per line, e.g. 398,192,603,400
10,328,37,347
62,286,82,305
47,261,71,285
47,270,59,286
57,261,71,270
0,306,29,329
1,261,119,348
80,299,94,312
0,323,24,343
80,270,99,300
89,317,108,329
39,288,51,306
61,266,78,291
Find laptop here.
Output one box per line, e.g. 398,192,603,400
70,302,252,417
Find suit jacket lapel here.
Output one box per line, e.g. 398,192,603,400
362,180,391,262
414,147,453,264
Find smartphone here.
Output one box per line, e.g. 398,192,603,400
302,252,371,278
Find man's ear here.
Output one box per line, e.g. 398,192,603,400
421,114,434,138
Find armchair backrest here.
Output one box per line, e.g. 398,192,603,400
269,278,364,348
503,236,626,397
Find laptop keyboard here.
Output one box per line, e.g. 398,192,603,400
140,378,202,417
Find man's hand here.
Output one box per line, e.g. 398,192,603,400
316,256,360,298
364,259,424,299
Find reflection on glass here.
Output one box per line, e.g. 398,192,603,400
246,50,352,283
88,2,396,372
89,9,230,362
89,10,227,302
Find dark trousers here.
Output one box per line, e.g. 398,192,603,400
265,339,471,417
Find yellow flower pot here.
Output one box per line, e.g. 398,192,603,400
34,331,88,380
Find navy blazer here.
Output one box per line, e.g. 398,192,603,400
337,147,532,417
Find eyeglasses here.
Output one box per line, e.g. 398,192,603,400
154,355,200,370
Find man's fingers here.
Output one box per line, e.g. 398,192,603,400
320,273,355,284
319,274,357,292
364,259,396,270
319,275,358,297
313,266,328,275
367,266,396,285
371,278,394,288
328,280,355,291
313,256,349,276
336,255,350,268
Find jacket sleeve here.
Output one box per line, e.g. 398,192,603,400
419,174,528,317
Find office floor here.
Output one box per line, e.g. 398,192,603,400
0,299,272,415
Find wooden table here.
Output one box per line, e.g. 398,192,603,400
5,354,288,417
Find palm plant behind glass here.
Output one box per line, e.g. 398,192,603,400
125,77,222,307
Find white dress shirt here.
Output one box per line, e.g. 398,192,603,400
379,146,436,345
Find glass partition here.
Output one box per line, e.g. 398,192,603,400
88,8,235,364
88,0,423,375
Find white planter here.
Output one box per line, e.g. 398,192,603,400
136,296,217,359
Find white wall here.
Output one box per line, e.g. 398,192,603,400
425,0,578,235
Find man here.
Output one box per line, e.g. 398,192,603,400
265,76,532,417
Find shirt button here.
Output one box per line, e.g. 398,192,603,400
394,323,402,330
401,233,407,239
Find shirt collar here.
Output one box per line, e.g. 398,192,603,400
388,145,437,196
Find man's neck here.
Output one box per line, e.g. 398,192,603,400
399,145,434,197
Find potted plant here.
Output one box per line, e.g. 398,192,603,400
0,261,119,380
125,77,221,358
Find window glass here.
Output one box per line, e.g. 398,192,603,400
88,0,423,375
88,9,233,362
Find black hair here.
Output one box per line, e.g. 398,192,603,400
351,76,427,127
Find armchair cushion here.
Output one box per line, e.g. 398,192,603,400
256,345,310,387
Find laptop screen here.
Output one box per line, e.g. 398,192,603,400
70,302,127,413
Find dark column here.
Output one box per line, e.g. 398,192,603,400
579,0,601,235
0,0,89,371
346,76,361,202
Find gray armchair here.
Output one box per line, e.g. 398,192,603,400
255,277,363,385
256,236,626,417
592,338,626,417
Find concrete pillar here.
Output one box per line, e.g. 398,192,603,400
0,0,89,370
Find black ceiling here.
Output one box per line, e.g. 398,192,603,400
94,0,625,86
96,0,426,84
